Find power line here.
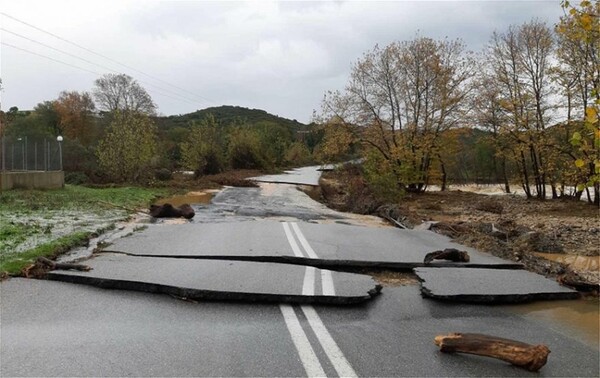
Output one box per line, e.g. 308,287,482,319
1,42,102,76
1,11,215,104
2,27,206,105
1,42,201,106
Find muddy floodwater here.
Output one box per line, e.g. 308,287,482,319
155,191,215,207
505,298,600,348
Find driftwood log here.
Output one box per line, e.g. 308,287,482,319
424,248,470,264
434,333,550,372
149,203,195,219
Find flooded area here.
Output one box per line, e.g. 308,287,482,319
0,209,126,258
155,191,215,207
535,252,599,272
505,298,600,349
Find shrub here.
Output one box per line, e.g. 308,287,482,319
154,168,172,181
64,171,89,185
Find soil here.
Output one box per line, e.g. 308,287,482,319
318,168,600,291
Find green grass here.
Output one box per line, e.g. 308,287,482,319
0,185,172,276
0,185,170,212
0,231,92,275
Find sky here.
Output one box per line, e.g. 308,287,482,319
1,0,564,123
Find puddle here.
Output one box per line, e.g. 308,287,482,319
535,253,599,272
506,298,600,348
155,191,214,207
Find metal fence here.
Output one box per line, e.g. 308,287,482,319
0,136,63,171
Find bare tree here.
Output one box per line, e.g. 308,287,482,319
93,73,156,115
487,20,555,199
321,37,475,192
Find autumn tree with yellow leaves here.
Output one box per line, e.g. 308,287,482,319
556,0,599,205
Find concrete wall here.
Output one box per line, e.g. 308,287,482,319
0,171,64,190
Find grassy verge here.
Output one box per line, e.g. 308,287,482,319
0,185,171,212
0,231,92,275
0,185,172,277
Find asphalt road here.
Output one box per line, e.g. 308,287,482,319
2,279,597,377
1,166,598,377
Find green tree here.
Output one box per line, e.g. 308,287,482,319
96,112,158,182
180,114,225,176
227,127,269,170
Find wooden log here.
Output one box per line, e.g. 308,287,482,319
424,248,470,264
434,333,550,372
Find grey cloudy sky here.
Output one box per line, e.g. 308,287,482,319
1,0,563,123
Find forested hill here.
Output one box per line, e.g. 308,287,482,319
156,105,308,130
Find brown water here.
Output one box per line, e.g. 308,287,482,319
155,191,214,207
535,253,600,272
506,298,600,348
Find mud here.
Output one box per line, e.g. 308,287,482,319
505,298,600,349
155,191,215,207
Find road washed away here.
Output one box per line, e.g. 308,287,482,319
45,166,579,305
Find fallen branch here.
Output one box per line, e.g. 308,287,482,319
434,333,550,372
424,248,470,264
37,256,92,272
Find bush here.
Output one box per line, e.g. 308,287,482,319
154,168,172,181
65,171,89,185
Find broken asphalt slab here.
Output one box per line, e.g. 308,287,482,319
105,220,522,269
47,253,381,305
414,267,579,303
250,166,323,186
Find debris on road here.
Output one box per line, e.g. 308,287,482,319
23,256,91,278
149,203,195,219
434,333,550,372
423,248,470,264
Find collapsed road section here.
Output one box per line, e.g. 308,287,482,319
415,267,579,303
47,253,382,305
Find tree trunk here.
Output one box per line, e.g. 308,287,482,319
519,151,532,198
501,157,510,194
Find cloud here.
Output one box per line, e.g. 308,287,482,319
1,0,564,122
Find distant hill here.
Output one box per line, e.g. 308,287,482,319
156,105,308,131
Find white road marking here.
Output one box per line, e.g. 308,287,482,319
282,222,305,258
321,270,336,296
291,222,319,259
301,305,358,378
302,266,316,295
281,221,356,377
279,304,327,378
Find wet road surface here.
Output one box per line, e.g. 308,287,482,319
1,166,598,377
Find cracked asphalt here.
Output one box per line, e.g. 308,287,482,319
1,166,598,377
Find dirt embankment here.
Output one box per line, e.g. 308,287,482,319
317,167,599,290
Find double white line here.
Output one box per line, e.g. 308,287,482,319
279,222,357,378
282,222,335,296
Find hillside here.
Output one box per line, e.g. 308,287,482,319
156,105,308,131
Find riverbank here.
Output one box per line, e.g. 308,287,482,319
317,166,599,291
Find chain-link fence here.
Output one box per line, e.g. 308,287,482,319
0,136,63,171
